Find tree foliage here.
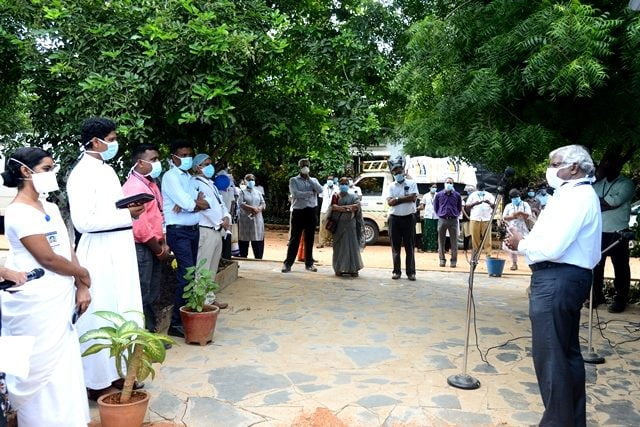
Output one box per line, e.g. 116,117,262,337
395,0,640,175
0,0,403,180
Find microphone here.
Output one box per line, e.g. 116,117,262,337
497,166,515,192
0,268,45,291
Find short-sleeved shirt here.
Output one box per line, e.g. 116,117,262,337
122,171,164,244
420,193,438,219
592,175,635,232
384,179,418,216
466,191,496,221
4,202,72,289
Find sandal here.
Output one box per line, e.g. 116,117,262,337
510,264,518,271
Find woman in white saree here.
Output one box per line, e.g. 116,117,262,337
0,147,92,426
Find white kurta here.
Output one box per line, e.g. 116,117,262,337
67,154,143,390
1,202,89,426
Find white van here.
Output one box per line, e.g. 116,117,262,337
355,156,478,245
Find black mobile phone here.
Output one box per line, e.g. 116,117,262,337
72,307,81,324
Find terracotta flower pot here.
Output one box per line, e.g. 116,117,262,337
180,304,220,345
97,390,150,427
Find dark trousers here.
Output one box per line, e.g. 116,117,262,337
166,226,199,326
239,240,265,259
592,232,630,304
529,264,591,427
284,207,317,267
222,233,232,260
135,243,162,331
388,214,416,275
437,217,458,263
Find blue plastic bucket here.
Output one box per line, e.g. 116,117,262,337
486,257,506,277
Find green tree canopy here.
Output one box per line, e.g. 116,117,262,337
395,0,640,176
0,0,403,180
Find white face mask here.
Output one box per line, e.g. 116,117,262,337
545,164,571,189
300,166,310,175
11,158,60,194
31,171,60,194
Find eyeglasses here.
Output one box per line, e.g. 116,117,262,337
549,161,569,168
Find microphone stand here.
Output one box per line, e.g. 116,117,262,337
583,232,632,364
448,187,504,390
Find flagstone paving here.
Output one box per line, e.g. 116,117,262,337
84,260,640,426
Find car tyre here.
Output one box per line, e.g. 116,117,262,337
363,219,379,246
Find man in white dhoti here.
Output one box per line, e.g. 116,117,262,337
1,147,92,426
67,117,145,398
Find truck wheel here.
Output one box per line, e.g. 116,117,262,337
363,220,379,245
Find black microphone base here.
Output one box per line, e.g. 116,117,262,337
447,373,481,390
583,352,605,364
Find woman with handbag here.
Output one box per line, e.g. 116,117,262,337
329,178,364,277
502,188,532,271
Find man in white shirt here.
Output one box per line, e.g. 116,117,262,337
465,182,496,257
317,175,337,248
192,154,231,310
505,145,601,427
348,178,362,200
383,158,418,280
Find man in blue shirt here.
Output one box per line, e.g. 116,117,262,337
162,140,209,337
433,177,462,268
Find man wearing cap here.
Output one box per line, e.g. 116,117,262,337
384,157,418,280
282,158,324,273
162,140,209,337
192,154,230,309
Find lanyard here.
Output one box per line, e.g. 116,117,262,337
599,177,618,198
196,177,222,205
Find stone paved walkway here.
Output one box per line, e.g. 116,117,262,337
91,261,640,426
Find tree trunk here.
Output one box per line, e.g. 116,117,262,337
119,344,143,403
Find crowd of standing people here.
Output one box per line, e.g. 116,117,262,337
0,117,266,425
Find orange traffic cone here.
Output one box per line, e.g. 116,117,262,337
297,232,305,262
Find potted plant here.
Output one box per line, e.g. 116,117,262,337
180,258,221,345
79,311,174,427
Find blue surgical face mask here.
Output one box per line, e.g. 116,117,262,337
394,174,405,183
247,180,255,189
430,187,437,194
333,177,339,184
327,180,333,187
202,164,215,178
445,183,454,191
141,160,162,179
512,197,521,205
478,191,485,197
98,138,119,161
527,191,535,198
174,154,193,171
339,184,349,193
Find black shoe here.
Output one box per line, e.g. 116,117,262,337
167,325,185,338
111,378,145,390
408,274,416,281
608,301,626,313
392,272,401,280
439,261,446,267
281,264,291,273
305,265,318,272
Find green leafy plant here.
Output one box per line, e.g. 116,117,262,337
79,311,174,403
182,258,220,312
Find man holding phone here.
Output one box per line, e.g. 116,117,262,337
123,144,171,332
384,157,418,280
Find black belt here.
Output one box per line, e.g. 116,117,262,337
166,224,198,230
199,225,222,231
88,226,132,234
440,216,458,220
529,261,588,272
